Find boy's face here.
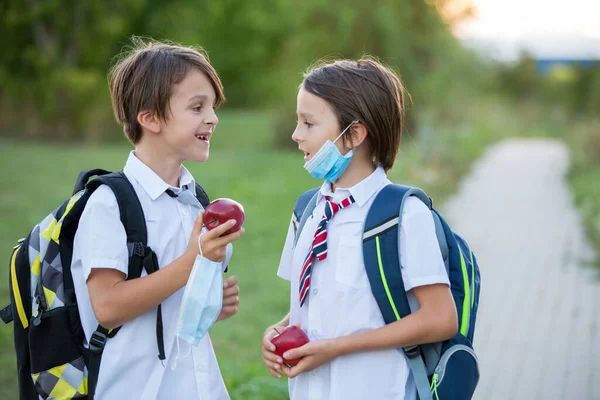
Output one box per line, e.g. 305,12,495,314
292,87,348,163
159,69,219,163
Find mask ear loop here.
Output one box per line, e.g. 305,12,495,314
172,230,207,370
333,119,361,144
197,230,205,258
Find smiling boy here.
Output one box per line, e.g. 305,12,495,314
70,38,244,399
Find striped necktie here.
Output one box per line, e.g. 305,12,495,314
299,195,356,306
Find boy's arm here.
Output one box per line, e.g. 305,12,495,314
87,252,194,329
281,283,457,378
88,214,243,329
332,283,456,353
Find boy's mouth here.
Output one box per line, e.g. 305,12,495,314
302,151,311,161
195,133,210,143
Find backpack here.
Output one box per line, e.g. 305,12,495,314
292,184,481,400
0,169,209,400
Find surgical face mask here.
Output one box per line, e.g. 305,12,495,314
172,232,223,368
303,120,359,183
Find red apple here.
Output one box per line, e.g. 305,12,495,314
271,325,310,367
204,198,245,235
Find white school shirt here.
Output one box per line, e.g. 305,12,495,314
71,151,231,400
277,166,450,400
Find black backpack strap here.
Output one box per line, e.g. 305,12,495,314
86,171,147,244
72,169,111,195
194,183,210,208
84,171,166,399
0,305,13,324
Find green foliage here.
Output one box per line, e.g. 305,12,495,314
0,0,151,140
0,0,481,142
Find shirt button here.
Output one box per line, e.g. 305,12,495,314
312,288,318,295
311,370,318,377
181,209,187,216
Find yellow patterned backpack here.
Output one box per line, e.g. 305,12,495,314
1,169,209,399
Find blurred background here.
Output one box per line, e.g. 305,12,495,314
0,0,598,399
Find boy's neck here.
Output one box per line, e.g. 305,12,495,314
134,143,182,188
331,155,376,192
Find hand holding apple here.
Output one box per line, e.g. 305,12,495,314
204,198,245,235
280,338,339,379
262,323,289,379
271,325,310,367
188,205,244,263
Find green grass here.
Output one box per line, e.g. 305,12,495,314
0,105,597,398
0,110,472,399
564,118,600,269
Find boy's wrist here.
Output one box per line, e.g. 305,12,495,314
181,250,197,271
332,336,351,358
333,331,369,357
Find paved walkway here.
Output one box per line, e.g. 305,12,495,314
443,138,599,400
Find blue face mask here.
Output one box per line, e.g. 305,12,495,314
172,233,223,368
304,120,359,183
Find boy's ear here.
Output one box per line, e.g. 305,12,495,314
137,110,161,134
349,122,368,148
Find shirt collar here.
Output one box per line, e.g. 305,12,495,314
317,165,387,207
123,151,196,200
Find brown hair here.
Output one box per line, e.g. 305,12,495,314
302,57,407,171
109,37,225,144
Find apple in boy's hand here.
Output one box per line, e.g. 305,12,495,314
271,325,310,367
204,198,245,235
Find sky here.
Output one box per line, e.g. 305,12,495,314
454,0,600,39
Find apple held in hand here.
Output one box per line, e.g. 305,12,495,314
204,198,245,235
271,325,310,367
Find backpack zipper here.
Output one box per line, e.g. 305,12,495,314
431,344,479,386
430,372,440,400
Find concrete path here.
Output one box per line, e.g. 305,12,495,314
443,138,599,400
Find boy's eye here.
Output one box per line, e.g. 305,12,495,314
304,121,314,128
192,106,202,112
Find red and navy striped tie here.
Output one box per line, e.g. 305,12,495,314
299,195,356,306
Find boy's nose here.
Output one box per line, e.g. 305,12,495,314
204,108,219,127
291,127,301,143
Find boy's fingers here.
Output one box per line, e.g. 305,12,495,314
223,284,239,297
222,296,239,306
220,305,238,315
282,365,297,378
262,336,277,352
193,211,204,233
284,344,308,361
267,368,282,379
223,276,238,288
209,219,238,238
214,227,245,248
283,340,311,361
199,219,235,242
262,348,283,364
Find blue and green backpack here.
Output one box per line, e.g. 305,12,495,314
293,184,481,400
